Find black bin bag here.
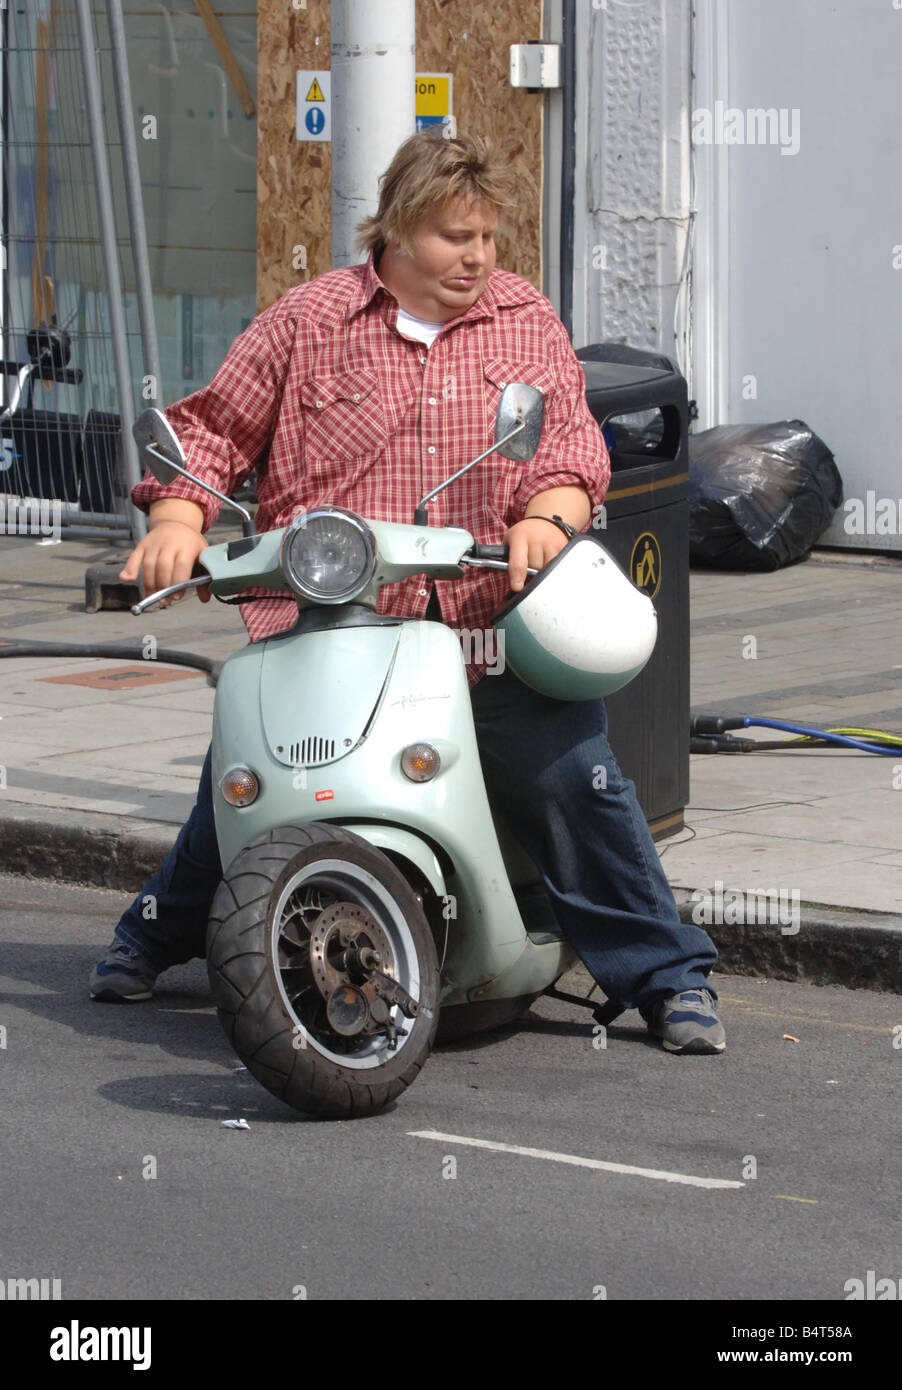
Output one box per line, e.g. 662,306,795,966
688,420,843,570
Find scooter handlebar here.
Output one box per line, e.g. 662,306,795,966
462,543,537,578
469,543,509,562
130,573,211,615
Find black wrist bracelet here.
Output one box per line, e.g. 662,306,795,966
525,513,577,540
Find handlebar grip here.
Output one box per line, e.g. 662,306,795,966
470,543,509,562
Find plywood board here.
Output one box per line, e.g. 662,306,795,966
257,0,332,311
257,0,544,309
415,0,543,289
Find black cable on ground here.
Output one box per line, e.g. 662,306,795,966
0,640,219,684
690,714,901,756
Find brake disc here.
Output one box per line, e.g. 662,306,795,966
308,900,396,1004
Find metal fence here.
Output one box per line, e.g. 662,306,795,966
0,0,155,543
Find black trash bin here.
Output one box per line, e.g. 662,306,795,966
576,343,690,840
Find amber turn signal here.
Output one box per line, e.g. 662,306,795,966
219,766,260,806
400,743,441,782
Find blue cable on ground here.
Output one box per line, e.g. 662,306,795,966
742,718,897,756
691,714,899,756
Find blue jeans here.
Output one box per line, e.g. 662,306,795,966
115,665,717,1014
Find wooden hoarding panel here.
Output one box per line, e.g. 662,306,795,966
257,0,543,308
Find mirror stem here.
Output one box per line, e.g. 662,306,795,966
413,420,525,525
145,443,253,529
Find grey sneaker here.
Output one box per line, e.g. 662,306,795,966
647,988,726,1054
89,940,159,1002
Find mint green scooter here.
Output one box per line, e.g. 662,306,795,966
132,387,583,1119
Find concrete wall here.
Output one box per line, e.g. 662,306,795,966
691,0,902,552
570,0,692,366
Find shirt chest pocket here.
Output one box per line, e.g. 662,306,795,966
483,358,556,405
300,372,388,462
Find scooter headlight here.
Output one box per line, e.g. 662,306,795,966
280,508,376,605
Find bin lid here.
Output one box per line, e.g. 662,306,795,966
579,358,687,414
576,341,677,372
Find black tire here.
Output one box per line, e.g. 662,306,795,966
207,824,440,1118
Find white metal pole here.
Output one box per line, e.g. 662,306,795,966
106,0,162,407
691,0,730,430
74,0,146,539
330,0,416,269
0,0,9,410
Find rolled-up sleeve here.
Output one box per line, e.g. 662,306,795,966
512,318,610,522
131,320,286,531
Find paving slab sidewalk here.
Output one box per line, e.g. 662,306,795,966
0,533,900,989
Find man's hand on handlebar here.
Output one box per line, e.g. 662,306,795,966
119,498,211,607
504,486,592,591
503,517,570,593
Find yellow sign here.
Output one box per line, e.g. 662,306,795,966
630,531,662,599
305,77,325,102
415,73,452,118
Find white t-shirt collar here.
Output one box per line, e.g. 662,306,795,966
395,305,445,349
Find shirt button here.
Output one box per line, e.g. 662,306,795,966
352,393,361,401
428,396,437,405
419,357,426,366
427,446,436,454
499,380,507,388
417,587,428,597
315,399,324,408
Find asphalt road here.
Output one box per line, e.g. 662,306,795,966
1,873,900,1302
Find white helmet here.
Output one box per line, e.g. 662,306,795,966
492,533,657,700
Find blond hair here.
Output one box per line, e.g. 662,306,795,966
356,131,519,257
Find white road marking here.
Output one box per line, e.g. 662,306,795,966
408,1130,745,1190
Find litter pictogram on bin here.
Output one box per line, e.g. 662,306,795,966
630,531,662,599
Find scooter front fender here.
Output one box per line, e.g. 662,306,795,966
336,823,446,901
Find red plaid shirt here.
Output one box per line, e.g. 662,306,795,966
133,256,610,685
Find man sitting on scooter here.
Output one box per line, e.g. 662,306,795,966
90,130,725,1055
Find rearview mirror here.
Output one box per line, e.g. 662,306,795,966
131,406,257,537
133,408,188,485
494,383,545,462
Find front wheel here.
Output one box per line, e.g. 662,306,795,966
207,824,440,1118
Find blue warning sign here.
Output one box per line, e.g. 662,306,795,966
305,107,325,136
